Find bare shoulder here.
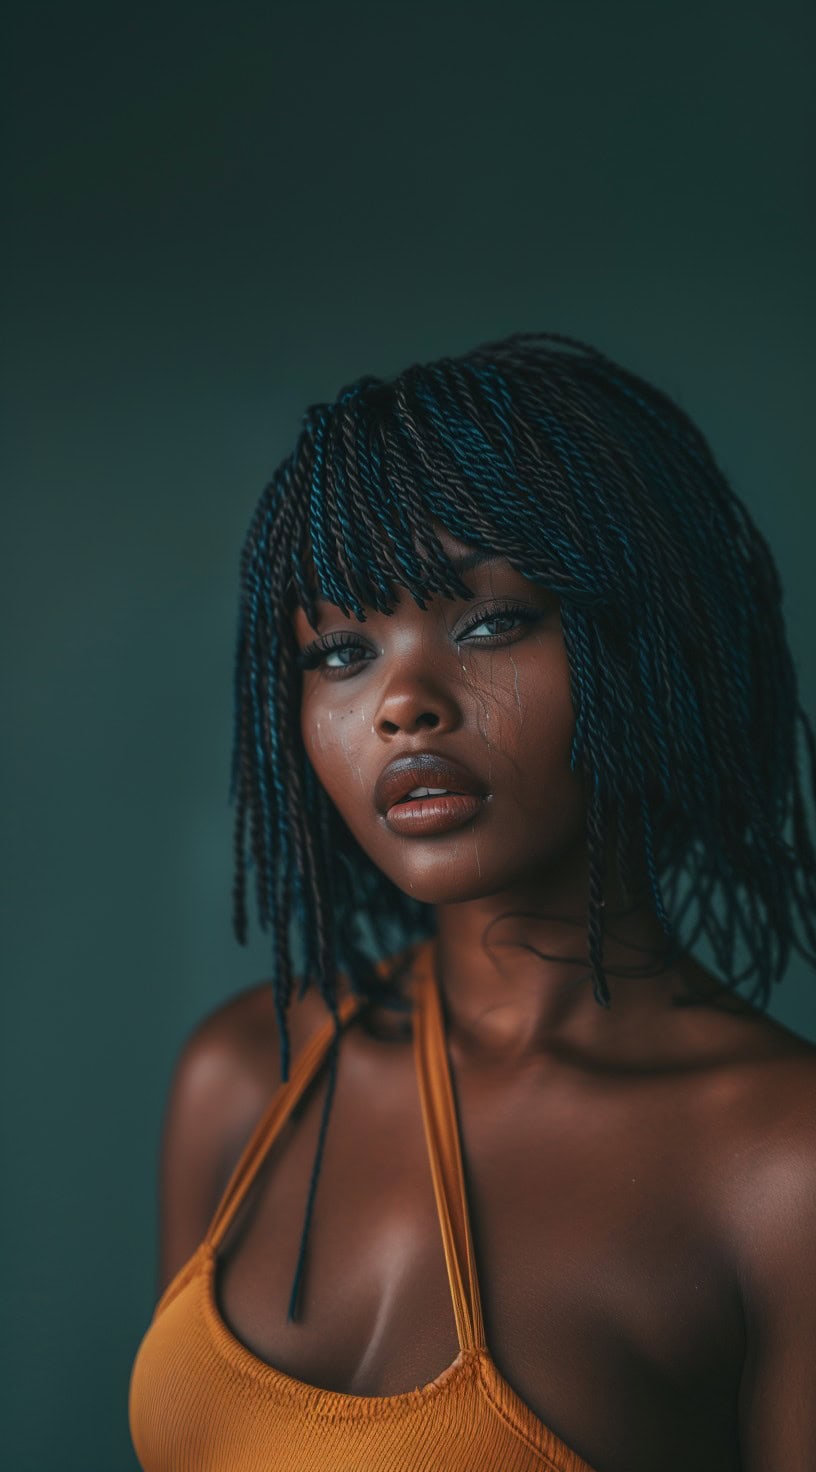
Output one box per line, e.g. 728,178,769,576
733,1020,816,1167
166,968,353,1141
725,1045,816,1380
659,956,816,1229
182,957,370,1089
696,998,816,1280
156,972,343,1295
728,1024,816,1162
670,957,816,1086
689,975,816,1141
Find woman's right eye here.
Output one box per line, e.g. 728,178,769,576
295,633,370,675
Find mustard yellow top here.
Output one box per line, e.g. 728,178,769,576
129,938,597,1471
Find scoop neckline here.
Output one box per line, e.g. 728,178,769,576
199,1242,480,1416
195,1244,594,1471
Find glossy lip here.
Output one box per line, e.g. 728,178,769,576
383,792,486,837
374,750,489,816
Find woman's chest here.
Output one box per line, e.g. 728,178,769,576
214,1045,744,1472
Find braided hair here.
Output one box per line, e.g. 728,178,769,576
230,330,816,1319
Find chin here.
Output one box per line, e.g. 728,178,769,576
385,858,509,908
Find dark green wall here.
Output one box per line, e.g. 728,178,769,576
4,3,814,1467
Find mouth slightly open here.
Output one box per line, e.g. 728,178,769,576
384,791,487,836
375,751,490,837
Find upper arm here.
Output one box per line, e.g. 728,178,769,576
156,991,281,1297
736,1084,816,1468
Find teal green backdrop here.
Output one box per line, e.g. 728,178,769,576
4,3,814,1467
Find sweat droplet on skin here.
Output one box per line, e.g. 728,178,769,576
509,654,523,721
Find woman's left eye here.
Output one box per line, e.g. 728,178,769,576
459,604,539,642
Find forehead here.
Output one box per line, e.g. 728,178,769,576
432,524,477,556
431,525,488,563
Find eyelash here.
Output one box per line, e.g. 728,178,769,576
295,599,542,677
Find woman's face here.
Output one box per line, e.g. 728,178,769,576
291,524,587,906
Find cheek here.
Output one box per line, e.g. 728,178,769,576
525,665,577,776
479,643,577,776
300,689,369,809
483,646,586,859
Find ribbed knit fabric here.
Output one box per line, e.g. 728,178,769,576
128,938,597,1471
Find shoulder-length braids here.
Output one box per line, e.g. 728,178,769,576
229,331,816,1317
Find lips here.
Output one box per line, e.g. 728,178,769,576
374,750,488,816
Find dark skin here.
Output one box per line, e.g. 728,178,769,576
159,524,816,1472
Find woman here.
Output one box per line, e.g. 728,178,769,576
129,332,816,1471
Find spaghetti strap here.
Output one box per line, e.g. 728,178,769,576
205,990,364,1252
412,937,487,1354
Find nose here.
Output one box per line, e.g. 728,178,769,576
374,676,461,738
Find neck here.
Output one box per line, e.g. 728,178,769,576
431,848,682,1065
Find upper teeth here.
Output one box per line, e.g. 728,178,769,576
406,786,450,798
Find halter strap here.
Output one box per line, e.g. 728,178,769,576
412,937,487,1353
205,988,364,1251
204,940,487,1356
